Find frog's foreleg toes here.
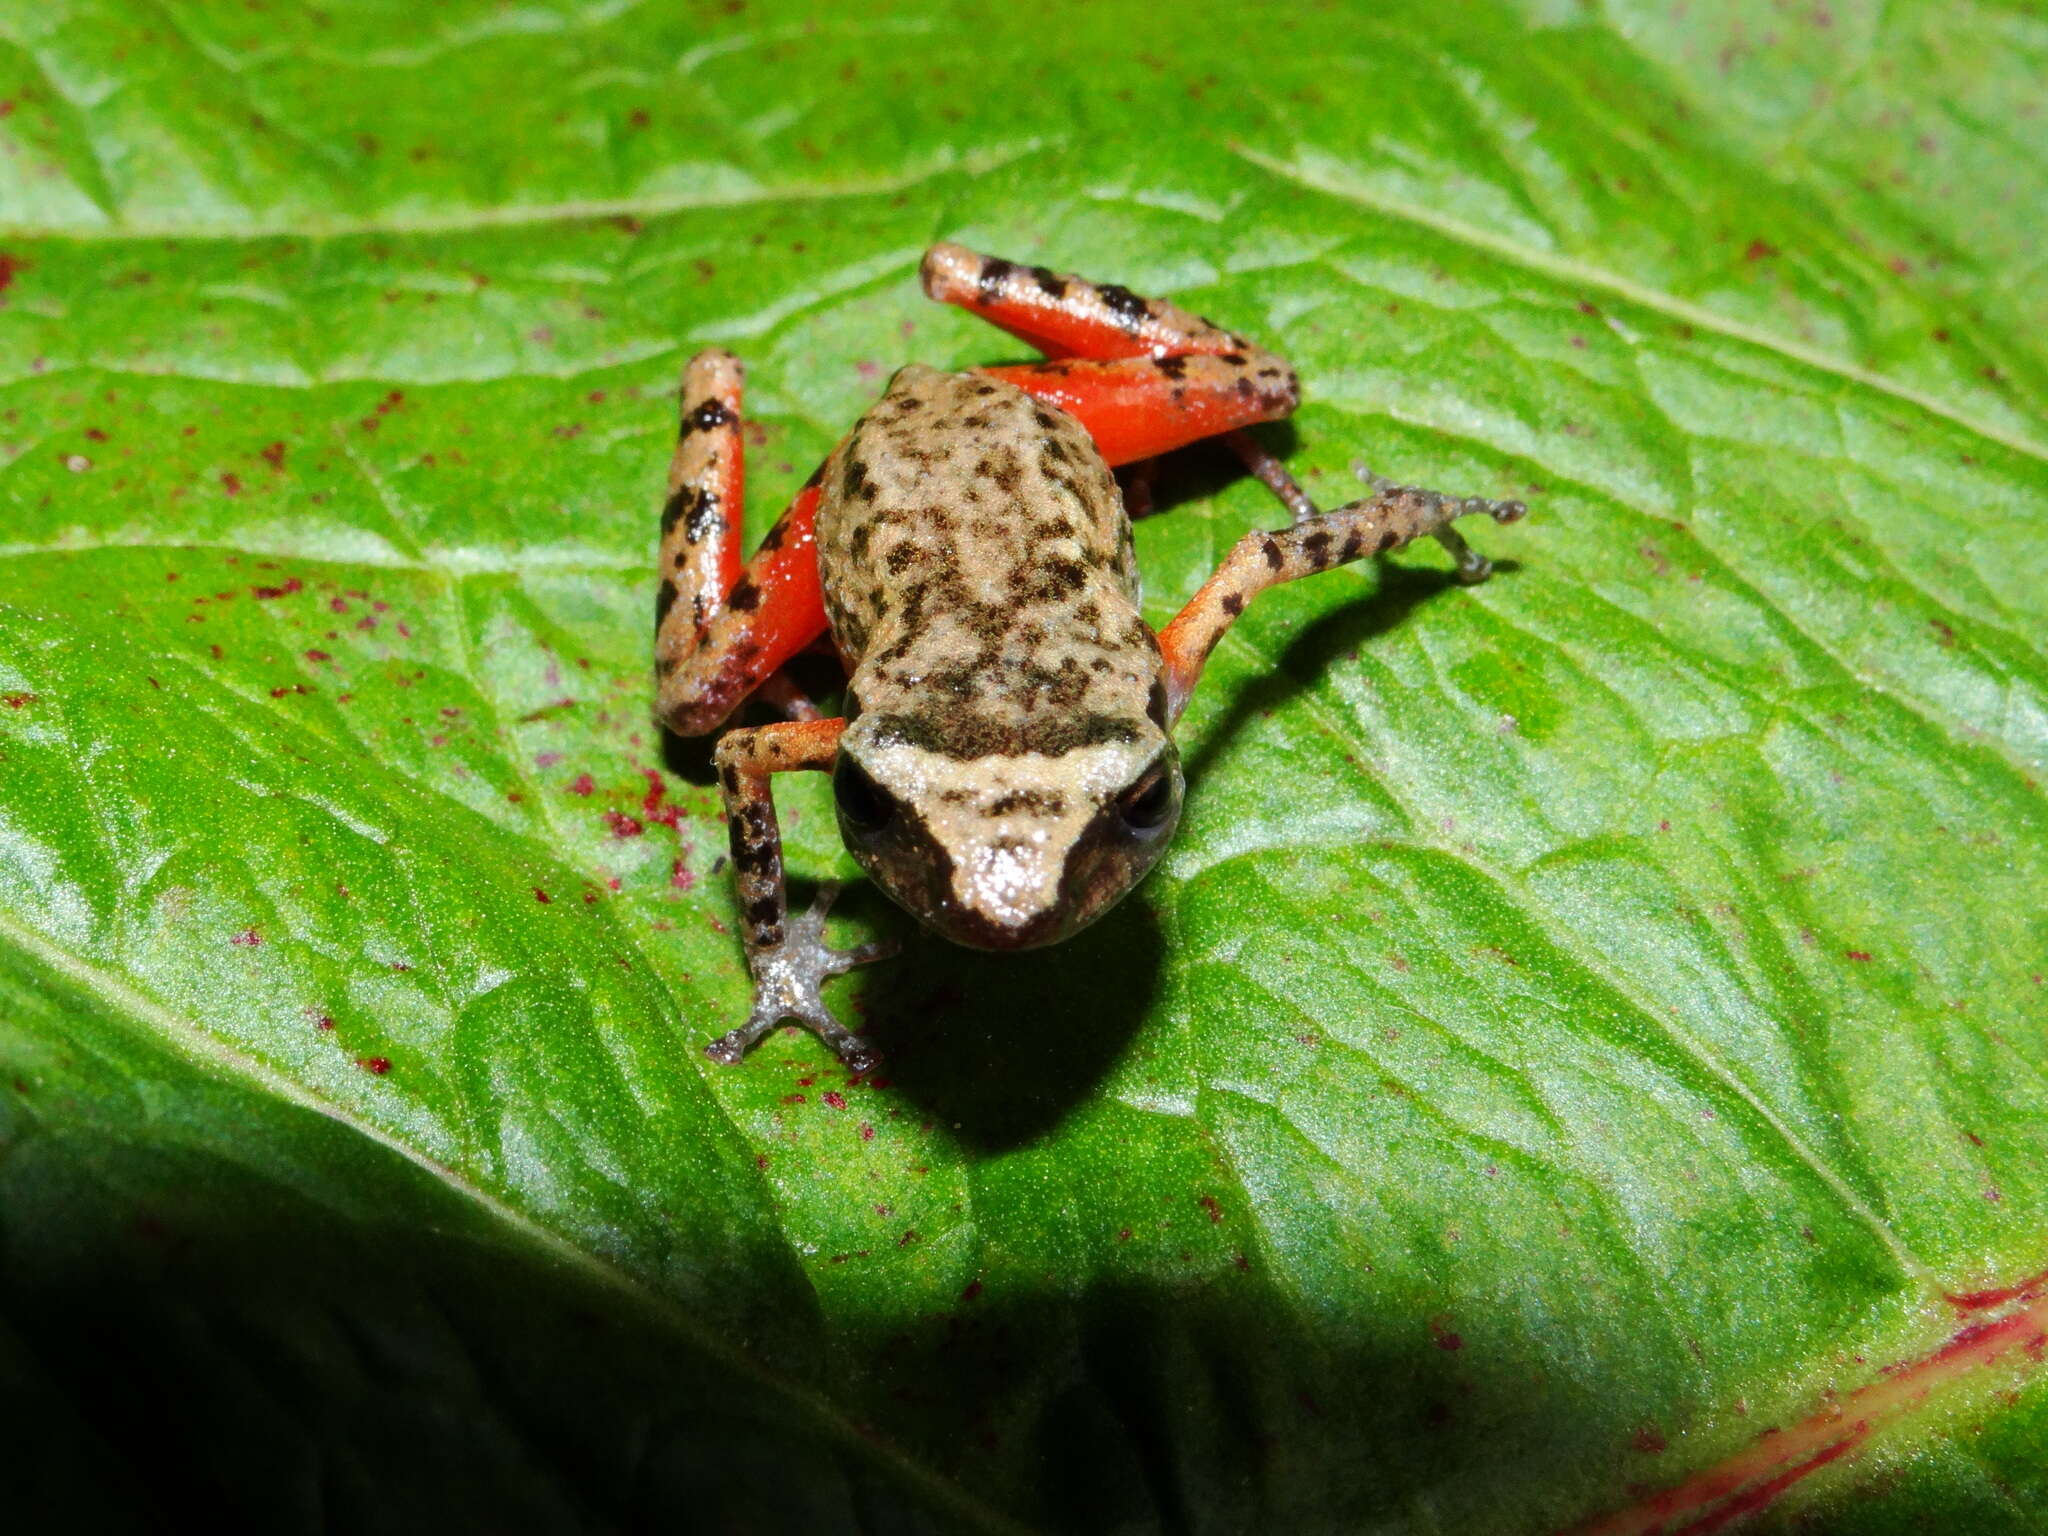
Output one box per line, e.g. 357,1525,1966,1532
704,1010,780,1066
706,884,893,1069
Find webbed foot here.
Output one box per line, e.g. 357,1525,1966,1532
705,882,897,1071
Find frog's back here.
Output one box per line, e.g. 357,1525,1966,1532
816,366,1138,652
814,366,1159,756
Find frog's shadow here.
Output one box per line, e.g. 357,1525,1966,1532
855,896,1163,1154
1178,555,1517,789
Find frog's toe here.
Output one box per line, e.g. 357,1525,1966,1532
704,885,894,1068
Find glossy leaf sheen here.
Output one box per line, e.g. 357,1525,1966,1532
2,2,2045,1530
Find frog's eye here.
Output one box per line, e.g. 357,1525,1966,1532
1117,766,1175,832
834,756,896,833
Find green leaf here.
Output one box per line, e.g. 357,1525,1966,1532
3,1,2045,1529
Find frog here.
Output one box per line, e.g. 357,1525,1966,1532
652,243,1524,1071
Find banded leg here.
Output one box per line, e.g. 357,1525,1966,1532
921,242,1301,468
708,717,893,1070
653,348,834,736
1157,468,1527,724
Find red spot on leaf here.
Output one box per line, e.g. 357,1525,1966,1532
1633,1424,1668,1454
231,927,262,946
823,1090,848,1110
533,888,553,904
260,441,288,470
962,1280,983,1302
304,649,330,662
1,692,35,708
220,472,244,496
567,773,595,796
1845,949,1872,962
0,253,23,294
358,1056,392,1075
1198,1194,1223,1224
252,578,303,599
640,768,681,828
1743,238,1780,261
603,810,644,838
859,1122,874,1141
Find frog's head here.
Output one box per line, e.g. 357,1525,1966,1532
832,707,1182,951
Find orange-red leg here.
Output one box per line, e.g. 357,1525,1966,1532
654,349,833,737
920,242,1300,467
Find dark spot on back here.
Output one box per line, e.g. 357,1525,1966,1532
727,577,761,612
655,579,679,630
1154,355,1188,379
1031,266,1068,299
869,708,1139,760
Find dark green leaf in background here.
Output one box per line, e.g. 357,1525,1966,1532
2,1,2045,1530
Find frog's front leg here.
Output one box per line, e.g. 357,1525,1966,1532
707,717,894,1071
1156,468,1526,722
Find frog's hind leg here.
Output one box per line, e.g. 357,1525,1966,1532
655,349,833,737
1156,467,1527,724
921,243,1300,467
708,717,893,1070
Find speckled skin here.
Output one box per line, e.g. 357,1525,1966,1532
660,244,1526,1069
817,365,1177,952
